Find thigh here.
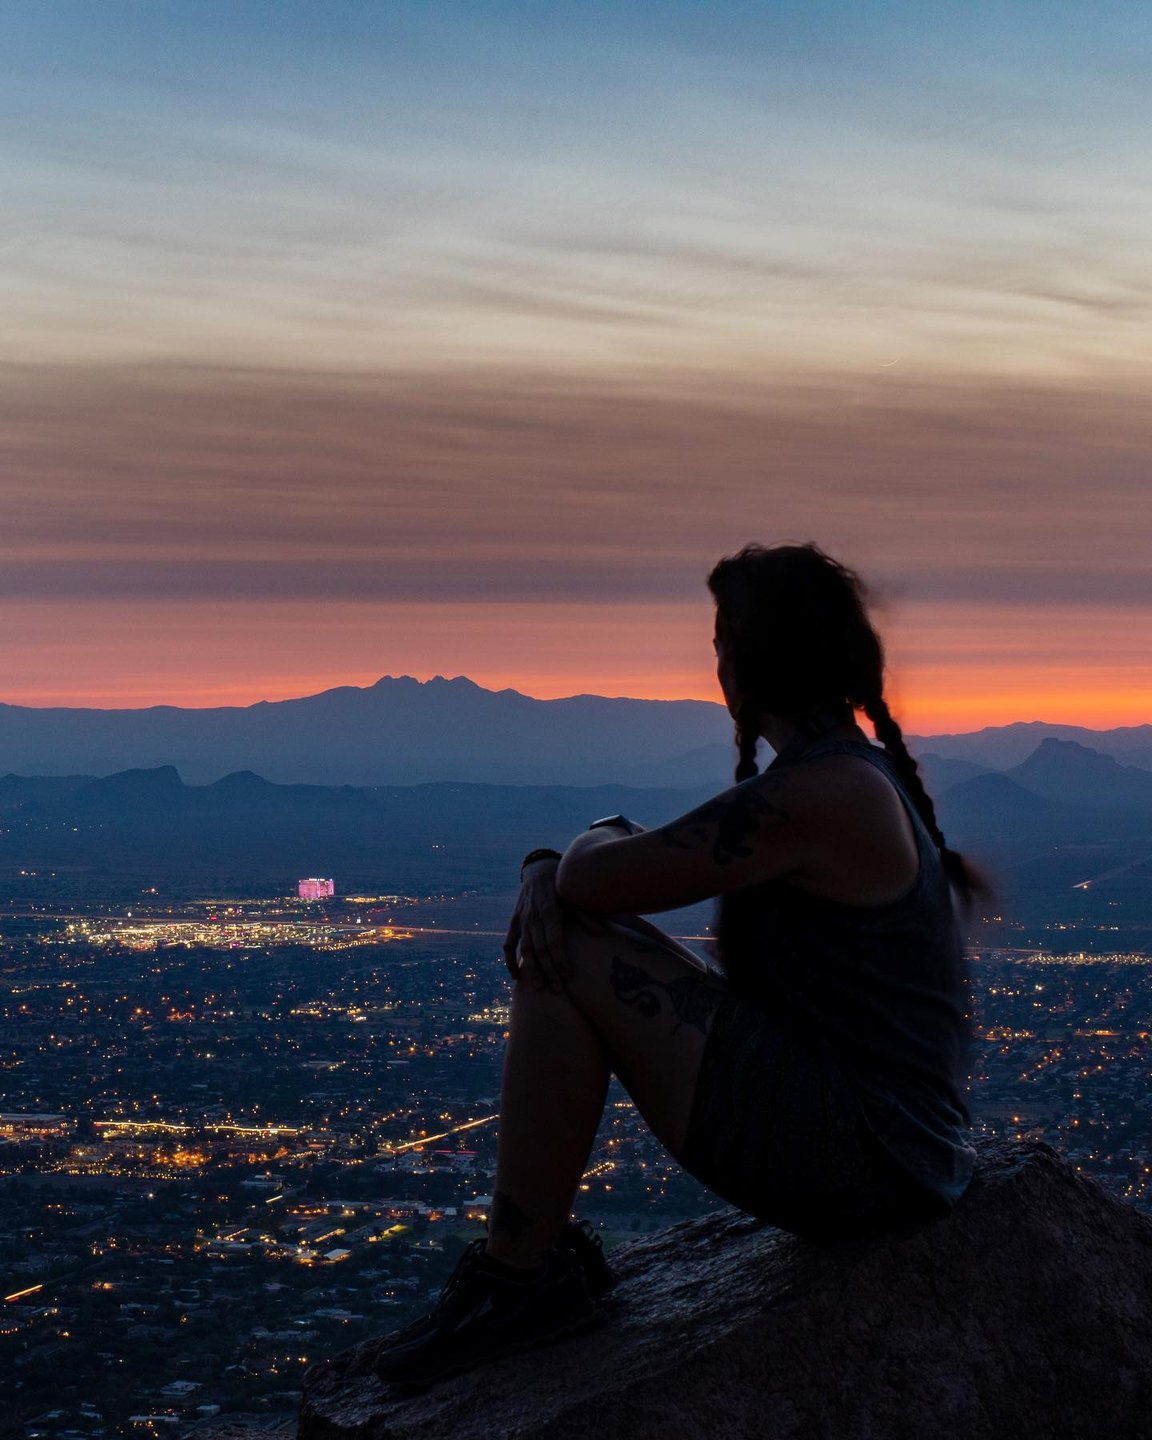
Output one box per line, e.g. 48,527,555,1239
558,914,727,1158
674,990,934,1238
560,919,924,1237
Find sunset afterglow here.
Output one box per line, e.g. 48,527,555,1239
2,3,1150,732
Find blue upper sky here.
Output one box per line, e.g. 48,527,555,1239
5,0,1150,375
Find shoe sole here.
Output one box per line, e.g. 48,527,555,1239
382,1303,608,1393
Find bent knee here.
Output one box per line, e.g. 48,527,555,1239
587,912,716,973
557,911,658,970
558,912,721,999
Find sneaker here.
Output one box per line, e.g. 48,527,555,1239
374,1238,600,1389
556,1218,617,1301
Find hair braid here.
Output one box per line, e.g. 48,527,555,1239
708,541,988,913
862,692,980,902
734,699,760,782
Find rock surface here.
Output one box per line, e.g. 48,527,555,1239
298,1140,1152,1440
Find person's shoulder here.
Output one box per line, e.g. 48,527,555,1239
803,745,892,785
755,748,904,826
752,748,921,897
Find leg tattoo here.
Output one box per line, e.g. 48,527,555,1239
609,955,724,1036
489,1189,534,1243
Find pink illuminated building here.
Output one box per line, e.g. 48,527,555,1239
298,877,335,901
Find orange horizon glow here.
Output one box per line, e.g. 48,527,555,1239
4,13,1152,748
1,598,1149,736
1,669,1147,738
5,366,1152,741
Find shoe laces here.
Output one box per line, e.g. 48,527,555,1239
571,1219,604,1251
433,1238,490,1315
382,1239,490,1347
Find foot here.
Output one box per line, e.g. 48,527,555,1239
556,1218,617,1301
374,1238,600,1390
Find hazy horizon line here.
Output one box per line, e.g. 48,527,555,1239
1,670,1148,738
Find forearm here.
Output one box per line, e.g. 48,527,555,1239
555,822,639,908
521,819,642,884
514,809,650,910
561,825,630,863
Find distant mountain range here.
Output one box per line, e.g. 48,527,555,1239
0,765,718,898
0,676,727,787
1,674,1151,788
2,737,1152,918
935,739,1152,845
909,721,1152,773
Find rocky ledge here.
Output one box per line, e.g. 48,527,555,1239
298,1139,1152,1440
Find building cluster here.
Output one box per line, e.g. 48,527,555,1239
58,916,407,954
297,879,335,902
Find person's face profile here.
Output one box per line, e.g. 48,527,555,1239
713,622,741,719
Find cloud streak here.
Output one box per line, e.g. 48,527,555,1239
1,362,1149,607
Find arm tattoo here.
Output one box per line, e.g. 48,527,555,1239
661,781,790,866
490,1190,534,1243
610,955,724,1036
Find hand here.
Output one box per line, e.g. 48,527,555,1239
502,858,572,992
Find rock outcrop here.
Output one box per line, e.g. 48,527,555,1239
299,1140,1152,1440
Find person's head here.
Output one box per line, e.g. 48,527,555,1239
708,542,878,747
707,541,985,907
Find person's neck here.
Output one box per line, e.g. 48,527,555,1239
762,708,862,759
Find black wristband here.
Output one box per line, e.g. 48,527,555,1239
520,847,562,880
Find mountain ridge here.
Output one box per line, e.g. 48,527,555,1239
2,732,1151,905
0,674,1148,787
1004,738,1152,811
0,675,728,787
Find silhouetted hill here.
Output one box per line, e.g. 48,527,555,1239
909,720,1152,771
5,731,1152,925
1,674,1151,787
918,753,993,793
3,729,1152,913
1005,738,1152,812
931,748,1152,930
0,676,730,787
209,769,278,794
935,770,1117,845
74,765,187,811
0,766,716,896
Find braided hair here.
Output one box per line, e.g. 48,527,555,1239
707,542,984,907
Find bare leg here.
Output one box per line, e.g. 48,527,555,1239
485,916,726,1269
485,978,611,1268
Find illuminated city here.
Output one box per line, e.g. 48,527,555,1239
3,874,1152,1435
4,0,1152,1431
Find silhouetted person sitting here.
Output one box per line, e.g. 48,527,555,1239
374,542,979,1389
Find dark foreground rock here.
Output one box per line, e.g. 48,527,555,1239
299,1140,1152,1440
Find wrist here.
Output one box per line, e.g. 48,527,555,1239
587,813,639,835
520,846,561,881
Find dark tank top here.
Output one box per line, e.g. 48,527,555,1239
717,733,976,1211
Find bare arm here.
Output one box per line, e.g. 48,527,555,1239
555,772,809,914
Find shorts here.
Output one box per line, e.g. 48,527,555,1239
678,988,937,1242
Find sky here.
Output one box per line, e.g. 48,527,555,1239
1,1,1151,731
